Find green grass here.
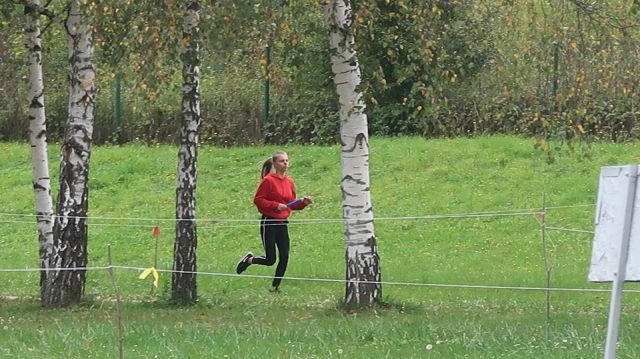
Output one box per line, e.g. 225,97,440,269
1,136,640,358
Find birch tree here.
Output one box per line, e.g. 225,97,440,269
44,0,96,306
325,0,381,308
24,0,56,305
172,0,202,304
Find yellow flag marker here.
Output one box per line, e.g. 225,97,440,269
139,267,159,288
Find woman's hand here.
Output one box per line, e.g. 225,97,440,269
302,196,313,205
276,203,288,211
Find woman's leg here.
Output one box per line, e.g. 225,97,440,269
251,217,277,266
271,224,290,288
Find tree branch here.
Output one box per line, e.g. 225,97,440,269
571,0,640,31
10,0,65,27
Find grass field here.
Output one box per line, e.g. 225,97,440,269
1,136,640,358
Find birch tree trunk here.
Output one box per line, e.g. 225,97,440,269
325,0,381,308
172,0,201,304
24,0,56,306
43,0,95,307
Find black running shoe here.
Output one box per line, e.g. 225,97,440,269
236,252,253,274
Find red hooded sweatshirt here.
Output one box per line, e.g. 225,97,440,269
254,173,306,219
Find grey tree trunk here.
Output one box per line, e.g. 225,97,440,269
172,0,201,304
325,0,382,308
24,0,56,306
43,0,95,307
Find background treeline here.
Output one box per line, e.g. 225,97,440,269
1,0,639,146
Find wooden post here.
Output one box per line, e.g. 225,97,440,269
541,193,551,323
107,244,125,359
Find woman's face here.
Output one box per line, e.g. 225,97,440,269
273,154,289,173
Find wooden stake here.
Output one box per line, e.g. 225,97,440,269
541,193,552,324
107,244,125,359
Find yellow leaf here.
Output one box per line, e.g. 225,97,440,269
139,267,159,288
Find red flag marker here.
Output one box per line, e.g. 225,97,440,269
152,225,160,238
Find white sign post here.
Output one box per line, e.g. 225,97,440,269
588,165,640,359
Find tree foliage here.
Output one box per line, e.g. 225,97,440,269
1,0,639,145
354,0,494,136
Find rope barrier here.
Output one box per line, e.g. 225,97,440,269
0,265,635,294
0,208,545,226
0,209,595,233
0,213,542,232
0,266,110,272
544,204,594,210
2,208,542,221
545,226,595,234
0,203,600,298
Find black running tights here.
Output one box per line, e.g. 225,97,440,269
251,216,290,288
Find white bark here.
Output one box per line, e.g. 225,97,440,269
325,0,381,307
24,0,55,303
172,0,201,303
44,0,95,306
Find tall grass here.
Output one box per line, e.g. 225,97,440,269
1,136,640,358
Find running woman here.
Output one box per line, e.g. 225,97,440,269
235,151,313,292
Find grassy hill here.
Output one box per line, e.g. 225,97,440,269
1,136,639,358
